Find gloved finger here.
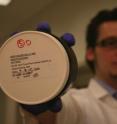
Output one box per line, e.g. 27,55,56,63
48,98,62,113
20,102,49,116
60,33,76,47
36,22,51,34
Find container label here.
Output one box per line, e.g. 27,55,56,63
10,52,52,80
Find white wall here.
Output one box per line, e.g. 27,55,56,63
15,0,117,66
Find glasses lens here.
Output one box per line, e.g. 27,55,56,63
96,37,117,47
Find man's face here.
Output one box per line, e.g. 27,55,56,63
87,21,117,85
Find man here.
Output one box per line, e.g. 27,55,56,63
21,8,117,124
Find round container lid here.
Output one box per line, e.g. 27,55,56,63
0,31,69,104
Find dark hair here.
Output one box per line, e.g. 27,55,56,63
86,8,117,72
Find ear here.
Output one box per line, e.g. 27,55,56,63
86,48,95,61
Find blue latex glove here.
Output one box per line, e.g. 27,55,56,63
20,97,62,115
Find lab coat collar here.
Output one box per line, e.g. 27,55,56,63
88,78,110,99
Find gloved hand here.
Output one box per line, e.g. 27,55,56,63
20,97,62,115
12,22,77,115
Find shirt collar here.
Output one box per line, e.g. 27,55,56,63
95,78,116,96
88,78,111,99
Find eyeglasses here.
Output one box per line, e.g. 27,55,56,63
96,37,117,48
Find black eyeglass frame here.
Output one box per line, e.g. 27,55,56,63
96,37,117,48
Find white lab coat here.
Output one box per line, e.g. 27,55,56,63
20,78,117,124
56,78,117,124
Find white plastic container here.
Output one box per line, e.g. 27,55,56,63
0,31,70,105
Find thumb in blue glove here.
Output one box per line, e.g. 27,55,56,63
20,97,62,115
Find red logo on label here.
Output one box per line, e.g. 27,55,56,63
17,39,31,48
26,40,31,46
